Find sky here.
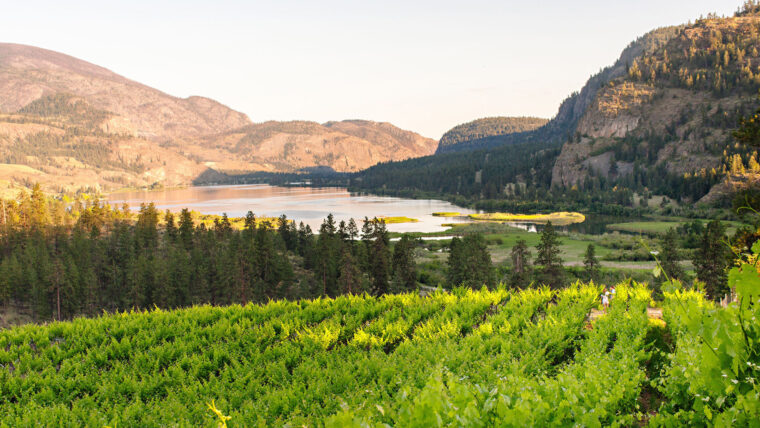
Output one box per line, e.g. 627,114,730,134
0,1,741,139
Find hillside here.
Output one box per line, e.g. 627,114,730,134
551,14,760,203
0,43,250,139
2,283,756,426
436,116,547,153
202,120,437,174
353,10,760,209
0,44,437,193
351,26,682,203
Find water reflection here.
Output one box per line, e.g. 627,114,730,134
108,184,477,233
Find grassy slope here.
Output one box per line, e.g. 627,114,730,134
409,222,658,273
607,219,743,235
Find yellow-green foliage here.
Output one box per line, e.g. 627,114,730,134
2,280,757,426
192,211,284,230
432,212,461,217
377,216,418,224
468,211,586,225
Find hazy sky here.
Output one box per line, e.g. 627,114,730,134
1,1,740,138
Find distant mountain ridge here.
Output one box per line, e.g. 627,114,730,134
0,43,437,194
436,117,548,154
0,43,251,139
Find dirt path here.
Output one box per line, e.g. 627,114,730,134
588,307,663,322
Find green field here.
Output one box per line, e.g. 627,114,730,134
606,219,744,236
1,283,756,426
410,222,657,273
607,221,690,235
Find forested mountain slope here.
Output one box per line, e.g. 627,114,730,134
435,116,547,153
0,44,436,194
552,13,760,204
354,8,760,208
352,26,681,203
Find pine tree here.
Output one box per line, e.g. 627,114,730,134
164,210,177,242
692,220,731,300
178,208,194,250
278,214,295,251
535,222,564,288
368,220,391,295
346,218,359,243
29,183,49,228
136,203,160,250
583,244,600,282
660,228,685,280
337,246,362,294
391,234,417,292
316,217,340,296
447,234,493,288
509,239,532,289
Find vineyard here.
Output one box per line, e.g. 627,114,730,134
0,281,758,426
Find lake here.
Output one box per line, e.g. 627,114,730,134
107,184,479,233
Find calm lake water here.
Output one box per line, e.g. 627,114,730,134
107,184,479,233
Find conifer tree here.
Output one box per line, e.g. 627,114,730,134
316,217,340,296
692,220,731,299
347,218,359,243
583,243,600,282
447,234,493,288
535,222,565,288
660,228,685,280
337,246,362,294
368,220,391,295
164,210,177,242
178,208,194,250
391,234,417,292
509,239,532,289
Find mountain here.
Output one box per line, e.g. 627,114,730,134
205,120,437,174
0,43,251,139
352,26,683,200
353,8,760,209
427,27,681,157
551,14,760,203
436,117,548,154
0,44,437,194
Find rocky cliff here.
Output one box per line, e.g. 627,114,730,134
551,16,760,195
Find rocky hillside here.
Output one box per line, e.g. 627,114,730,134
200,120,437,173
0,44,436,194
429,26,682,157
0,43,250,139
551,14,760,202
435,117,547,153
352,8,760,207
350,25,684,199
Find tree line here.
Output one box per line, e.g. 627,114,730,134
0,188,420,322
